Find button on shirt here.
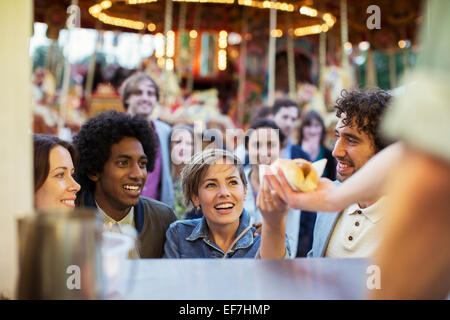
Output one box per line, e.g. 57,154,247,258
97,203,140,259
325,198,386,258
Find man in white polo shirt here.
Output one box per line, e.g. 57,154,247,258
308,89,392,258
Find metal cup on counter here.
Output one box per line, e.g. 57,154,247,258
16,208,104,299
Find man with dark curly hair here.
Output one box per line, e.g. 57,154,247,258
73,110,177,258
333,89,392,182
308,88,392,258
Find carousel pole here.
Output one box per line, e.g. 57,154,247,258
85,22,101,107
45,40,55,72
138,9,146,68
318,1,327,98
340,0,350,75
163,0,174,106
286,12,296,100
402,47,409,72
365,49,377,88
388,49,397,89
399,26,410,73
237,7,248,125
58,0,78,138
177,2,187,83
267,2,277,106
54,42,65,89
186,4,202,94
319,31,327,96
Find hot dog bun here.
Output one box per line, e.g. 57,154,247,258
271,158,319,192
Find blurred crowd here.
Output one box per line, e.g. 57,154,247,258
30,0,450,299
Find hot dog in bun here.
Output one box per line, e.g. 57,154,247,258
271,158,320,192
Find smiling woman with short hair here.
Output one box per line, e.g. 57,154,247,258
163,148,291,259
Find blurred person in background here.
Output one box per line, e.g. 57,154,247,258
169,123,195,219
269,98,309,161
243,119,300,257
120,72,174,208
293,110,336,257
295,110,336,179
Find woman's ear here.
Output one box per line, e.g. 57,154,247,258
191,194,200,208
243,186,248,201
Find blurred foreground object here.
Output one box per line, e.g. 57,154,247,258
372,0,450,299
17,209,103,299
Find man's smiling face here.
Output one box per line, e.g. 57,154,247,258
332,116,377,182
126,80,158,118
90,137,148,219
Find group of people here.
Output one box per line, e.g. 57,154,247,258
32,71,296,260
32,25,450,297
32,66,392,262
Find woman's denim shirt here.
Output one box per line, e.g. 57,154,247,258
163,209,291,258
164,209,252,258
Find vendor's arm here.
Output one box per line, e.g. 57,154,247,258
266,142,404,212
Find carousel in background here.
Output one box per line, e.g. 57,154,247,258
32,0,422,146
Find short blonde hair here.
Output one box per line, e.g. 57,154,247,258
181,148,247,206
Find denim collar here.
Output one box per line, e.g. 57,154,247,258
186,209,254,250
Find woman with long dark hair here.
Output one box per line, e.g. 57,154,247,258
292,110,336,257
33,134,80,211
295,110,336,180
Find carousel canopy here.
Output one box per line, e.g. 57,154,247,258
34,0,423,50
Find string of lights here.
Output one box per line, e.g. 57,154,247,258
88,0,337,71
89,1,336,37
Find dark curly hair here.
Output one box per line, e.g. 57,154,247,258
73,110,157,192
334,89,392,153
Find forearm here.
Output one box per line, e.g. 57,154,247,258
259,218,287,259
329,142,404,209
267,144,402,213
